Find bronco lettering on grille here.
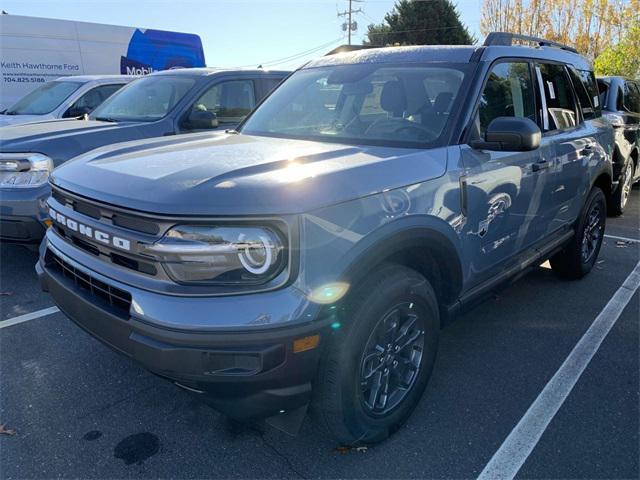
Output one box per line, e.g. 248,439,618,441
49,207,132,252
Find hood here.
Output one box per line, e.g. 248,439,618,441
0,119,152,164
51,133,448,216
0,114,53,127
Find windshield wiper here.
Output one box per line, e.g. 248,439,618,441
93,117,119,123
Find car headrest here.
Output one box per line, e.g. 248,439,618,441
433,92,453,114
380,80,407,117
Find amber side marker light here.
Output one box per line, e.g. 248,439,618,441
293,334,320,353
43,219,53,228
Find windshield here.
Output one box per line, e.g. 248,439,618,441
90,75,195,122
241,63,470,147
5,81,82,115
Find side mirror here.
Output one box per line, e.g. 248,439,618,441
186,110,219,130
64,105,92,118
470,117,541,152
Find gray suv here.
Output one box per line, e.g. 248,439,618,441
37,33,613,445
0,68,288,245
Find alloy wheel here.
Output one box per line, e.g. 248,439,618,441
581,203,603,263
621,162,634,210
359,302,425,417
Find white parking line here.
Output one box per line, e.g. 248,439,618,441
478,260,640,480
0,306,60,330
604,234,640,244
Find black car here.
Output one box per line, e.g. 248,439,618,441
0,68,289,245
597,76,640,215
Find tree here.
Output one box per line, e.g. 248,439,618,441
480,0,639,61
365,0,475,46
595,22,640,78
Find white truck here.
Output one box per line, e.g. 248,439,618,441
0,14,206,110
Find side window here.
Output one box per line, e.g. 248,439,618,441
597,80,609,110
568,68,600,120
478,62,536,137
578,70,601,117
616,86,625,112
623,81,640,113
536,63,578,131
261,78,284,97
63,84,125,117
189,80,256,125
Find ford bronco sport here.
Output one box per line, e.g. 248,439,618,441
38,33,613,444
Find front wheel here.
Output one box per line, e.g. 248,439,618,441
313,264,439,445
609,160,634,216
551,187,606,279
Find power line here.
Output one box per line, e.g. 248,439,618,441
367,25,463,37
234,37,345,69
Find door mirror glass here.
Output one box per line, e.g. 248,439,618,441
471,116,541,152
187,110,219,130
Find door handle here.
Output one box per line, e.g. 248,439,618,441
532,160,550,172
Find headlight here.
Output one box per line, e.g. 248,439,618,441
0,153,53,188
143,225,288,285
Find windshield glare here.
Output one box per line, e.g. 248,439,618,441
241,63,469,147
5,81,82,115
90,76,195,122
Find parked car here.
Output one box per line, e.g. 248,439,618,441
0,68,289,245
0,75,133,127
37,34,613,445
597,76,640,215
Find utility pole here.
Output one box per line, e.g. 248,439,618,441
337,0,363,45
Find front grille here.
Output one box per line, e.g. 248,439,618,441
51,186,160,235
46,249,132,318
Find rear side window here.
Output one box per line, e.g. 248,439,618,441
568,69,601,120
536,63,578,131
478,62,536,137
624,81,640,113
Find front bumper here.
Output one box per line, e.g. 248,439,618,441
0,184,50,244
37,243,331,420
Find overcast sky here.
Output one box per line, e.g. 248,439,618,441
1,0,482,70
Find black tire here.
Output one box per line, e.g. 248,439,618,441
313,264,439,445
609,160,634,216
550,187,606,279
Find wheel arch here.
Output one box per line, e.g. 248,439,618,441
592,170,612,200
337,216,464,311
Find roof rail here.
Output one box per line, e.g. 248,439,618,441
484,32,579,54
324,45,377,56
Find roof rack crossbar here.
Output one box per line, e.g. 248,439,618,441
484,32,578,54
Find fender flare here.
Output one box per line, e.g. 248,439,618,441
336,215,464,304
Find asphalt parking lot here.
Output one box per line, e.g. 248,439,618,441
1,190,638,479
